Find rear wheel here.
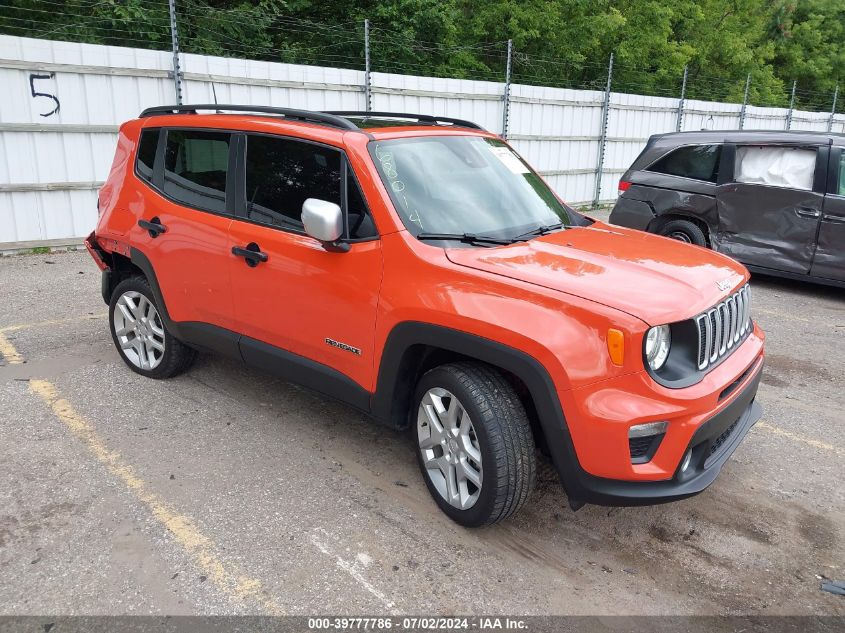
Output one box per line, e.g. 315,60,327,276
413,362,536,527
656,218,708,247
109,276,196,379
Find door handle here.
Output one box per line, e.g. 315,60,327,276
232,242,268,267
822,214,845,224
138,216,167,238
795,207,821,219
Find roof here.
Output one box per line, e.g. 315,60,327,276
649,129,845,146
138,104,487,136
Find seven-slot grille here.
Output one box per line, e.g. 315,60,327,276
695,284,751,371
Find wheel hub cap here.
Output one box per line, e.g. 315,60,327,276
417,387,483,510
113,291,165,371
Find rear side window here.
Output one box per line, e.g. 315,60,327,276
136,129,160,183
163,129,231,213
245,135,341,229
648,145,721,183
735,146,816,191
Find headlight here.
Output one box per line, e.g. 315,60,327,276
645,325,671,371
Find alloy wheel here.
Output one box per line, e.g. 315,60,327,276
112,291,165,370
417,387,483,510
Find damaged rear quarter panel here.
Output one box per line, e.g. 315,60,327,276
623,174,719,234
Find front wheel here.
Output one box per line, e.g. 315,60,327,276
413,362,536,527
109,276,196,379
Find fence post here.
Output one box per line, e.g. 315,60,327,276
676,64,688,132
363,19,372,112
501,39,513,138
168,0,183,105
738,73,751,129
785,80,797,130
593,52,613,208
828,85,839,132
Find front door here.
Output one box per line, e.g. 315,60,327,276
811,147,845,283
715,143,826,274
227,133,382,393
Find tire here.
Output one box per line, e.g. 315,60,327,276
109,276,196,379
656,218,708,247
412,362,536,527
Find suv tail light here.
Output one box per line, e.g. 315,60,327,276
618,180,632,196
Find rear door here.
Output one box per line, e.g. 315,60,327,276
132,127,235,331
227,132,382,392
810,146,845,283
715,142,827,273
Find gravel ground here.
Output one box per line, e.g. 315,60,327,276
0,242,842,616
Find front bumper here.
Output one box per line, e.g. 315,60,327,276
563,362,762,506
545,324,764,507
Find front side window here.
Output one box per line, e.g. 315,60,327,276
136,128,160,183
838,152,845,196
735,146,816,191
648,145,721,183
245,135,341,230
163,129,230,213
369,136,571,238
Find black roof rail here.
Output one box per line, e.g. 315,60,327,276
138,104,362,132
326,111,485,131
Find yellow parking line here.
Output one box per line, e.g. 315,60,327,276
0,331,24,364
0,312,108,333
756,421,843,456
0,326,282,612
28,378,284,614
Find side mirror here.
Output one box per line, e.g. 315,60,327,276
302,198,347,251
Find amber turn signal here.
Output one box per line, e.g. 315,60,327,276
607,329,625,366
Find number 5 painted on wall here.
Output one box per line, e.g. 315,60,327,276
29,72,61,117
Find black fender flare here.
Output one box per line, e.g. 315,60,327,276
130,247,176,328
371,321,584,500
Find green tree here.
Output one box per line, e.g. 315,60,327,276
1,0,841,111
771,0,845,110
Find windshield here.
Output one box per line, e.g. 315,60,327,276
369,135,572,240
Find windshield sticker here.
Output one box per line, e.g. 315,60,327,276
376,143,424,230
491,146,530,174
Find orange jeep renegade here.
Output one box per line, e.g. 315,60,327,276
86,105,765,527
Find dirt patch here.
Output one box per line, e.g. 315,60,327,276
761,372,789,388
797,512,839,550
0,502,84,548
763,354,833,381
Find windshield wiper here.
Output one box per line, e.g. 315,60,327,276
512,222,571,241
416,232,519,246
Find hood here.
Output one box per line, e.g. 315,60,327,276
445,221,748,326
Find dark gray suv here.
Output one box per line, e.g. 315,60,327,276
609,130,845,288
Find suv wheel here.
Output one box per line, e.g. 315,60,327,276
413,362,536,527
109,277,196,379
657,218,708,247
